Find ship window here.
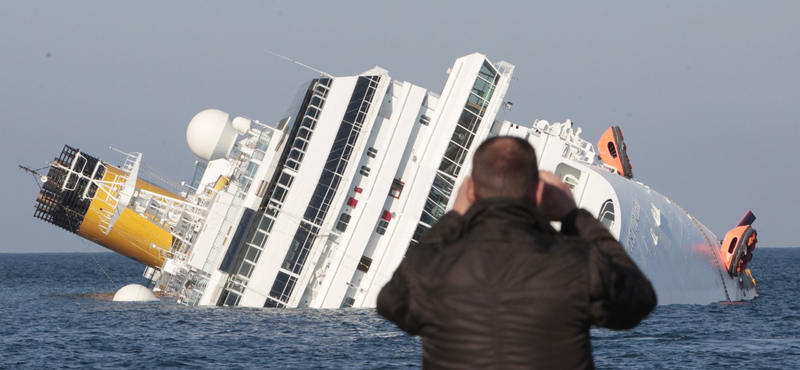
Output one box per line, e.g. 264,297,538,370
419,115,430,125
728,237,738,254
367,147,378,158
238,260,255,279
245,247,261,263
251,230,267,248
223,292,241,307
287,148,304,170
258,216,275,234
390,179,404,199
563,175,579,190
307,106,320,119
273,186,288,203
411,224,430,244
314,81,329,96
376,220,389,235
293,137,309,152
298,127,313,141
555,163,582,193
286,158,300,171
264,298,285,308
336,213,351,232
268,271,297,304
360,165,371,177
278,172,295,188
358,256,373,273
607,142,618,159
266,201,281,217
453,125,475,148
342,296,356,308
598,200,615,229
301,117,317,130
457,110,480,132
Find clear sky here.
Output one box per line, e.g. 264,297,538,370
2,1,797,253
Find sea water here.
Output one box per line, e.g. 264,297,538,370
1,248,798,369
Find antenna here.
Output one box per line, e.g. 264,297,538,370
265,50,332,78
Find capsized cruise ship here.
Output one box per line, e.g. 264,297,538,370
24,53,758,307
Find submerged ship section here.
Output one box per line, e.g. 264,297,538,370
25,53,758,307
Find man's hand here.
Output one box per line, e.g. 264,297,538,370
535,171,577,221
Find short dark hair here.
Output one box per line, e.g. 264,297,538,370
471,136,539,199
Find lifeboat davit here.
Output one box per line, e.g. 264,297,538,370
597,126,633,178
720,211,758,276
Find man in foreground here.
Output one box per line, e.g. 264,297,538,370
377,136,657,369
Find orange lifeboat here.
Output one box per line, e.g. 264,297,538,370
720,211,758,276
597,126,633,178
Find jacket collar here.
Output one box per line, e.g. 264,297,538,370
462,197,558,235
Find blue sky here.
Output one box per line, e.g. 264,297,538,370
2,1,797,253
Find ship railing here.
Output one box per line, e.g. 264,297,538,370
180,270,211,306
95,151,141,234
85,172,120,234
93,170,128,235
120,151,139,173
494,60,515,76
56,150,87,192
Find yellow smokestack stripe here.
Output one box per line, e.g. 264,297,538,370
77,165,182,268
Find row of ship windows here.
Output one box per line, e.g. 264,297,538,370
221,78,333,307
265,76,380,307
411,66,498,245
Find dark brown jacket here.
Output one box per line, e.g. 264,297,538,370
377,198,656,370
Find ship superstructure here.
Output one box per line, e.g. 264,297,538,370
25,53,757,307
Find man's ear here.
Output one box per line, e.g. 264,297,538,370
465,176,476,203
531,175,544,208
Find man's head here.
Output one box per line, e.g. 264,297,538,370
470,136,539,201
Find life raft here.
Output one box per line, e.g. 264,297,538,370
720,211,758,276
597,126,633,179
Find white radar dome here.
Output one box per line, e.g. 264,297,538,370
187,109,239,161
112,284,159,302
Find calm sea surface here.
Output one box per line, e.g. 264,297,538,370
1,248,798,369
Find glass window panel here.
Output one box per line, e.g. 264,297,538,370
453,125,475,148
238,260,254,278
258,216,275,234
224,292,241,307
286,159,299,171
458,110,481,132
471,78,491,98
288,148,303,161
298,127,313,141
252,230,267,247
376,219,389,235
479,61,498,83
245,246,261,263
336,213,351,232
438,158,461,177
273,186,287,203
278,172,295,188
269,271,291,300
307,107,320,119
411,224,430,243
302,117,317,130
293,138,309,152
